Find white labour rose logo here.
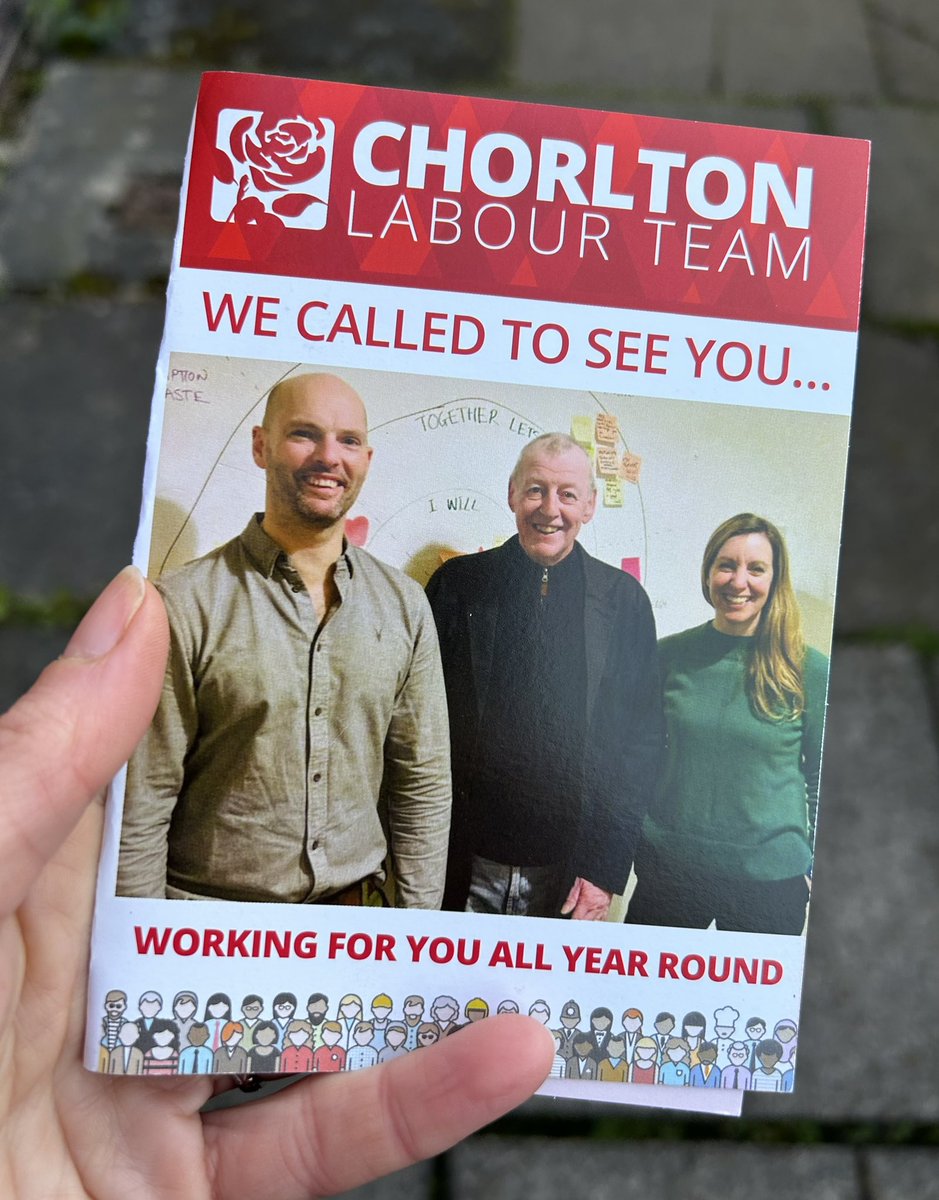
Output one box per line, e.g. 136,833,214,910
212,110,334,230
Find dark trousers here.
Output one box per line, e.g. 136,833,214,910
627,851,810,935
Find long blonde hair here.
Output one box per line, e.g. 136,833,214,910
700,514,805,720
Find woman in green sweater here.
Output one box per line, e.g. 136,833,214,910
627,513,827,935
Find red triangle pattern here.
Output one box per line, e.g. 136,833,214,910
511,257,539,287
358,198,434,277
806,272,847,319
207,221,252,261
299,79,363,131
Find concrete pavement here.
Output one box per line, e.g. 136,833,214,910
1,3,937,1197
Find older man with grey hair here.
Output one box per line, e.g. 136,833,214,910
427,432,664,920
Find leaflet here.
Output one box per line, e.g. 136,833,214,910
86,72,869,1112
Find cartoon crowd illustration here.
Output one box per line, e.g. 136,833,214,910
98,988,798,1091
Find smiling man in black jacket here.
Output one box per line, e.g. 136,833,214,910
426,433,664,920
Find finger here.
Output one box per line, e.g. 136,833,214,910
0,568,168,913
560,877,581,915
204,1014,554,1199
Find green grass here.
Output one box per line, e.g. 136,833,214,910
0,586,89,629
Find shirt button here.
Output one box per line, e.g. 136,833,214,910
310,839,319,851
314,707,323,716
313,772,322,783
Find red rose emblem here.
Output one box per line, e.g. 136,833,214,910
231,113,326,190
223,113,328,224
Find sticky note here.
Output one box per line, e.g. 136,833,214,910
620,452,642,483
604,478,625,507
596,446,620,478
571,415,594,447
595,413,619,444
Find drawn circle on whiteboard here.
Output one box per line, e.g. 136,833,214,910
354,394,646,585
367,490,509,586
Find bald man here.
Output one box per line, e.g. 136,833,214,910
118,373,451,906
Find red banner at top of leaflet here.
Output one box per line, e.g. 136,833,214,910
181,72,870,333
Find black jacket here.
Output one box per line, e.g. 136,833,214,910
426,537,664,907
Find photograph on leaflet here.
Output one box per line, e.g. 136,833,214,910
105,350,847,1093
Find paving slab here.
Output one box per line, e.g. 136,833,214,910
212,0,506,86
0,297,163,597
112,0,505,87
721,0,879,101
513,0,718,95
870,17,939,105
0,627,71,714
109,0,180,59
866,0,939,104
744,646,939,1120
451,1139,860,1200
830,107,939,324
867,0,939,34
0,63,199,288
836,330,939,634
865,1149,939,1200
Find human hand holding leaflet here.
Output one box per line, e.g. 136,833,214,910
0,567,553,1199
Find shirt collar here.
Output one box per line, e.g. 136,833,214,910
240,513,354,581
240,514,284,578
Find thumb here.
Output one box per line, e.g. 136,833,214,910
0,567,168,913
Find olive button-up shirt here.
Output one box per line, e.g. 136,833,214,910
118,516,451,906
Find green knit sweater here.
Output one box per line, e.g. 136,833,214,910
641,622,828,881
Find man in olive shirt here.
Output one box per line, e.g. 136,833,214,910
118,373,450,906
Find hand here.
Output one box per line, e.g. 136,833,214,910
561,876,613,920
0,567,554,1199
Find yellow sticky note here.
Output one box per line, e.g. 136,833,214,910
571,415,594,447
604,478,625,507
595,413,619,444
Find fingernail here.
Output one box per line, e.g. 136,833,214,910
64,566,146,660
